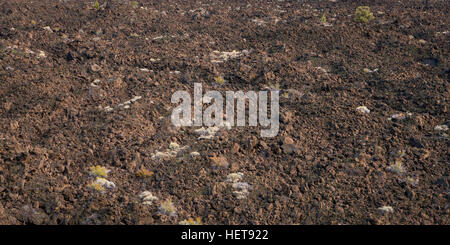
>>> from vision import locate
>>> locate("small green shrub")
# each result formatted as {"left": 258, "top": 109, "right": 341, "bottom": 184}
{"left": 89, "top": 165, "right": 110, "bottom": 177}
{"left": 93, "top": 0, "right": 100, "bottom": 10}
{"left": 129, "top": 1, "right": 139, "bottom": 8}
{"left": 354, "top": 6, "right": 374, "bottom": 23}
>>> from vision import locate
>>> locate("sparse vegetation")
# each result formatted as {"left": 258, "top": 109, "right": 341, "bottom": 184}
{"left": 158, "top": 199, "right": 177, "bottom": 217}
{"left": 179, "top": 217, "right": 203, "bottom": 225}
{"left": 405, "top": 176, "right": 419, "bottom": 186}
{"left": 136, "top": 168, "right": 154, "bottom": 178}
{"left": 354, "top": 6, "right": 374, "bottom": 23}
{"left": 268, "top": 81, "right": 281, "bottom": 91}
{"left": 139, "top": 191, "right": 158, "bottom": 205}
{"left": 387, "top": 160, "right": 406, "bottom": 175}
{"left": 169, "top": 142, "right": 180, "bottom": 150}
{"left": 87, "top": 181, "right": 105, "bottom": 192}
{"left": 89, "top": 165, "right": 110, "bottom": 177}
{"left": 214, "top": 76, "right": 225, "bottom": 85}
{"left": 130, "top": 1, "right": 139, "bottom": 8}
{"left": 93, "top": 0, "right": 100, "bottom": 10}
{"left": 1, "top": 0, "right": 447, "bottom": 226}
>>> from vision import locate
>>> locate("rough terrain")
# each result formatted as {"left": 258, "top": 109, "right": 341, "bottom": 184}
{"left": 0, "top": 0, "right": 448, "bottom": 224}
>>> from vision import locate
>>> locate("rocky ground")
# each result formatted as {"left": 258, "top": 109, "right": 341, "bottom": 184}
{"left": 0, "top": 0, "right": 448, "bottom": 225}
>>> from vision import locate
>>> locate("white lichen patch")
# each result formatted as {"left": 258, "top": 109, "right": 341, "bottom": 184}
{"left": 387, "top": 160, "right": 406, "bottom": 175}
{"left": 88, "top": 177, "right": 115, "bottom": 192}
{"left": 25, "top": 48, "right": 35, "bottom": 54}
{"left": 151, "top": 151, "right": 173, "bottom": 160}
{"left": 152, "top": 36, "right": 164, "bottom": 41}
{"left": 43, "top": 26, "right": 53, "bottom": 32}
{"left": 194, "top": 123, "right": 231, "bottom": 140}
{"left": 6, "top": 45, "right": 19, "bottom": 50}
{"left": 117, "top": 96, "right": 142, "bottom": 108}
{"left": 91, "top": 79, "right": 101, "bottom": 87}
{"left": 158, "top": 199, "right": 177, "bottom": 217}
{"left": 363, "top": 68, "right": 379, "bottom": 73}
{"left": 104, "top": 106, "right": 113, "bottom": 112}
{"left": 5, "top": 45, "right": 46, "bottom": 59}
{"left": 434, "top": 125, "right": 448, "bottom": 131}
{"left": 194, "top": 126, "right": 220, "bottom": 140}
{"left": 37, "top": 50, "right": 46, "bottom": 58}
{"left": 391, "top": 113, "right": 406, "bottom": 120}
{"left": 130, "top": 96, "right": 142, "bottom": 102}
{"left": 232, "top": 182, "right": 251, "bottom": 200}
{"left": 151, "top": 33, "right": 188, "bottom": 42}
{"left": 102, "top": 95, "right": 143, "bottom": 112}
{"left": 389, "top": 112, "right": 412, "bottom": 121}
{"left": 151, "top": 143, "right": 190, "bottom": 161}
{"left": 226, "top": 172, "right": 244, "bottom": 183}
{"left": 225, "top": 172, "right": 250, "bottom": 199}
{"left": 210, "top": 50, "right": 247, "bottom": 63}
{"left": 139, "top": 68, "right": 152, "bottom": 72}
{"left": 94, "top": 177, "right": 116, "bottom": 189}
{"left": 139, "top": 191, "right": 158, "bottom": 206}
{"left": 252, "top": 18, "right": 267, "bottom": 26}
{"left": 378, "top": 206, "right": 394, "bottom": 214}
{"left": 315, "top": 66, "right": 328, "bottom": 73}
{"left": 190, "top": 151, "right": 200, "bottom": 157}
{"left": 356, "top": 106, "right": 370, "bottom": 114}
{"left": 169, "top": 142, "right": 180, "bottom": 151}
